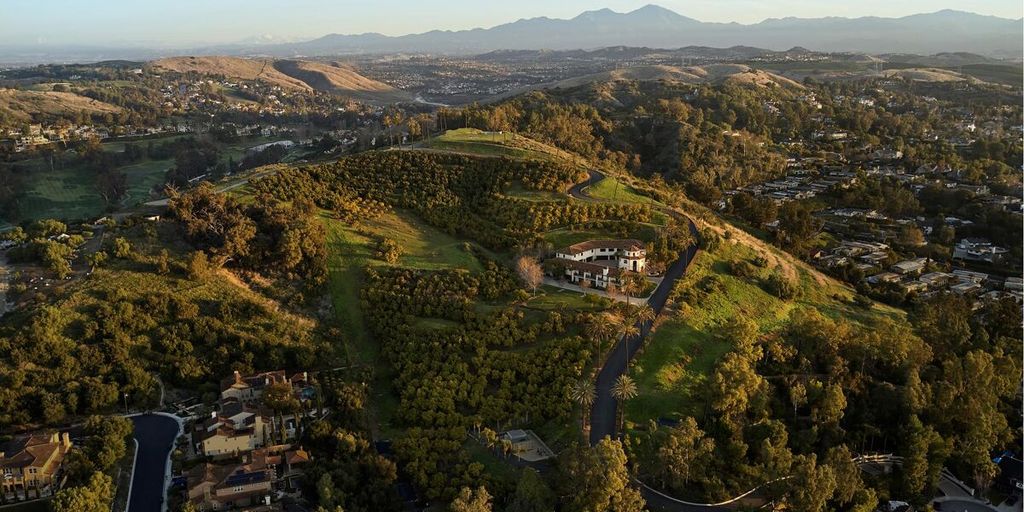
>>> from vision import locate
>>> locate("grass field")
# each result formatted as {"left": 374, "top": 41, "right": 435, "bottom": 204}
{"left": 422, "top": 128, "right": 580, "bottom": 163}
{"left": 524, "top": 285, "right": 609, "bottom": 312}
{"left": 14, "top": 162, "right": 104, "bottom": 223}
{"left": 625, "top": 237, "right": 907, "bottom": 426}
{"left": 543, "top": 224, "right": 659, "bottom": 249}
{"left": 586, "top": 176, "right": 665, "bottom": 207}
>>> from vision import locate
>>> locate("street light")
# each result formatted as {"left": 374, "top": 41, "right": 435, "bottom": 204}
{"left": 123, "top": 392, "right": 129, "bottom": 414}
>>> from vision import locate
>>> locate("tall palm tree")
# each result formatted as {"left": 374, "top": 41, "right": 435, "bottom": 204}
{"left": 585, "top": 312, "right": 618, "bottom": 365}
{"left": 631, "top": 303, "right": 656, "bottom": 326}
{"left": 611, "top": 374, "right": 638, "bottom": 434}
{"left": 615, "top": 314, "right": 640, "bottom": 371}
{"left": 570, "top": 378, "right": 597, "bottom": 433}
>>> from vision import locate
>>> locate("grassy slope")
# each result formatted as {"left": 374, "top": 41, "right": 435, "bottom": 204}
{"left": 322, "top": 209, "right": 483, "bottom": 359}
{"left": 543, "top": 225, "right": 659, "bottom": 249}
{"left": 421, "top": 128, "right": 582, "bottom": 163}
{"left": 321, "top": 209, "right": 488, "bottom": 437}
{"left": 626, "top": 233, "right": 907, "bottom": 426}
{"left": 586, "top": 175, "right": 665, "bottom": 207}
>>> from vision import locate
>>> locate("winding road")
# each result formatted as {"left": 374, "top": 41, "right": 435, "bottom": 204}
{"left": 574, "top": 170, "right": 700, "bottom": 446}
{"left": 574, "top": 172, "right": 978, "bottom": 512}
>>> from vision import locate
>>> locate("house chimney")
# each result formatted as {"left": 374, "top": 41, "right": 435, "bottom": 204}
{"left": 234, "top": 370, "right": 242, "bottom": 385}
{"left": 62, "top": 432, "right": 71, "bottom": 448}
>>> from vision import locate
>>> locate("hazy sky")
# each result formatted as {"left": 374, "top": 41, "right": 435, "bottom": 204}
{"left": 3, "top": 0, "right": 1021, "bottom": 46}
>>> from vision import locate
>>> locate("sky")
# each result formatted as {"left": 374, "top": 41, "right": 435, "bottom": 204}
{"left": 2, "top": 0, "right": 1021, "bottom": 46}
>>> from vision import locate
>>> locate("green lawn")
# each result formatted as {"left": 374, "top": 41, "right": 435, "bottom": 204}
{"left": 121, "top": 158, "right": 173, "bottom": 205}
{"left": 524, "top": 285, "right": 609, "bottom": 312}
{"left": 12, "top": 156, "right": 173, "bottom": 224}
{"left": 14, "top": 161, "right": 102, "bottom": 223}
{"left": 587, "top": 176, "right": 664, "bottom": 207}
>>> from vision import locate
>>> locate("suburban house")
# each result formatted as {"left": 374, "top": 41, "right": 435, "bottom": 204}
{"left": 186, "top": 461, "right": 275, "bottom": 511}
{"left": 221, "top": 370, "right": 289, "bottom": 406}
{"left": 199, "top": 370, "right": 314, "bottom": 459}
{"left": 866, "top": 272, "right": 901, "bottom": 285}
{"left": 195, "top": 399, "right": 272, "bottom": 459}
{"left": 551, "top": 239, "right": 647, "bottom": 289}
{"left": 890, "top": 258, "right": 928, "bottom": 275}
{"left": 919, "top": 272, "right": 955, "bottom": 289}
{"left": 952, "top": 238, "right": 1008, "bottom": 264}
{"left": 0, "top": 432, "right": 73, "bottom": 494}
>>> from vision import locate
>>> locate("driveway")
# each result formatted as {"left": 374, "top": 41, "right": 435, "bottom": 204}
{"left": 128, "top": 414, "right": 181, "bottom": 512}
{"left": 587, "top": 227, "right": 698, "bottom": 445}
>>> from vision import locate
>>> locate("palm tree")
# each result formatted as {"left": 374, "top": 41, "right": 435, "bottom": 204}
{"left": 585, "top": 312, "right": 618, "bottom": 365}
{"left": 619, "top": 272, "right": 638, "bottom": 306}
{"left": 611, "top": 375, "right": 638, "bottom": 434}
{"left": 614, "top": 314, "right": 640, "bottom": 371}
{"left": 570, "top": 378, "right": 597, "bottom": 432}
{"left": 631, "top": 303, "right": 656, "bottom": 327}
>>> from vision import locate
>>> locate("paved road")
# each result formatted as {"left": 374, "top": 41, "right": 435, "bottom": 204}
{"left": 582, "top": 168, "right": 700, "bottom": 446}
{"left": 588, "top": 224, "right": 698, "bottom": 445}
{"left": 572, "top": 170, "right": 736, "bottom": 512}
{"left": 128, "top": 414, "right": 180, "bottom": 512}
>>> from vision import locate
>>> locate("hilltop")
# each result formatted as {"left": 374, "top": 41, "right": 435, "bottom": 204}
{"left": 494, "top": 63, "right": 803, "bottom": 100}
{"left": 151, "top": 56, "right": 411, "bottom": 102}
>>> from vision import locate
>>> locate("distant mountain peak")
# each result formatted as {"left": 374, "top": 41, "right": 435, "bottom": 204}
{"left": 246, "top": 6, "right": 1022, "bottom": 59}
{"left": 573, "top": 8, "right": 615, "bottom": 20}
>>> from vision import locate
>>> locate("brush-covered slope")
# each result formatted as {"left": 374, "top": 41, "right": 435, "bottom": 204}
{"left": 151, "top": 56, "right": 410, "bottom": 102}
{"left": 0, "top": 88, "right": 122, "bottom": 124}
{"left": 496, "top": 63, "right": 803, "bottom": 100}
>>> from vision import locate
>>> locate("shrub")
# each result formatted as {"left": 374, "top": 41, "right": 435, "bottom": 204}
{"left": 763, "top": 270, "right": 798, "bottom": 300}
{"left": 375, "top": 237, "right": 402, "bottom": 264}
{"left": 728, "top": 259, "right": 758, "bottom": 278}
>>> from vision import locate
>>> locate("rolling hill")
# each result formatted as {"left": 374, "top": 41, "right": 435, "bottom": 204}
{"left": 494, "top": 63, "right": 803, "bottom": 100}
{"left": 151, "top": 56, "right": 411, "bottom": 102}
{"left": 0, "top": 88, "right": 122, "bottom": 124}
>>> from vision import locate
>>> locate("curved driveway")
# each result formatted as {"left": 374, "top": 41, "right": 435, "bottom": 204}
{"left": 128, "top": 414, "right": 181, "bottom": 512}
{"left": 574, "top": 171, "right": 705, "bottom": 511}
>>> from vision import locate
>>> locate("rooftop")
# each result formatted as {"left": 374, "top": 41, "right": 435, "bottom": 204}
{"left": 557, "top": 239, "right": 645, "bottom": 255}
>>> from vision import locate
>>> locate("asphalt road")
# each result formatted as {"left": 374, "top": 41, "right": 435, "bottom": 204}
{"left": 128, "top": 414, "right": 180, "bottom": 512}
{"left": 572, "top": 171, "right": 717, "bottom": 512}
{"left": 587, "top": 224, "right": 698, "bottom": 446}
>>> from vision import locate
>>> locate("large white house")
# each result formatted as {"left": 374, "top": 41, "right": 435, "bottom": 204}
{"left": 551, "top": 239, "right": 646, "bottom": 289}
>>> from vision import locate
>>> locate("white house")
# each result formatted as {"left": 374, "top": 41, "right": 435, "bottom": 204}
{"left": 952, "top": 238, "right": 1007, "bottom": 264}
{"left": 552, "top": 239, "right": 646, "bottom": 289}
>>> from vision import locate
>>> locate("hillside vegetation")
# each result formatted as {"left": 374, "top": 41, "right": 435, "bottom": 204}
{"left": 496, "top": 63, "right": 803, "bottom": 99}
{"left": 0, "top": 88, "right": 122, "bottom": 124}
{"left": 152, "top": 56, "right": 410, "bottom": 102}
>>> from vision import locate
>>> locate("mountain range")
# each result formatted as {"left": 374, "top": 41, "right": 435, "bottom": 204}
{"left": 0, "top": 5, "right": 1020, "bottom": 65}
{"left": 258, "top": 5, "right": 1021, "bottom": 58}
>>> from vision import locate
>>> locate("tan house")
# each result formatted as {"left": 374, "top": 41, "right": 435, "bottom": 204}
{"left": 220, "top": 370, "right": 290, "bottom": 406}
{"left": 196, "top": 399, "right": 272, "bottom": 459}
{"left": 0, "top": 432, "right": 72, "bottom": 493}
